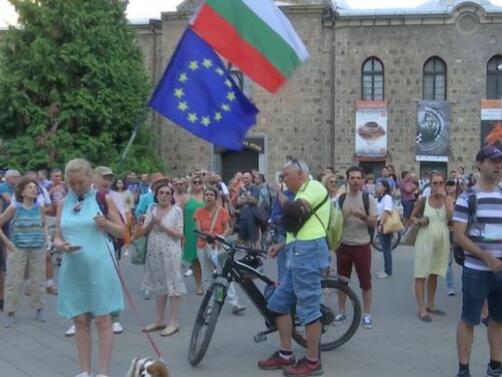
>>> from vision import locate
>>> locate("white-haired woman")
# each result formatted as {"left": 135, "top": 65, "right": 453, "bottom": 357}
{"left": 54, "top": 158, "right": 124, "bottom": 377}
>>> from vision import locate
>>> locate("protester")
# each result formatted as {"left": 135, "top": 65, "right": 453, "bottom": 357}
{"left": 236, "top": 172, "right": 261, "bottom": 247}
{"left": 173, "top": 177, "right": 188, "bottom": 206}
{"left": 259, "top": 159, "right": 330, "bottom": 376}
{"left": 54, "top": 158, "right": 124, "bottom": 377}
{"left": 139, "top": 181, "right": 185, "bottom": 337}
{"left": 445, "top": 179, "right": 458, "bottom": 296}
{"left": 363, "top": 173, "right": 376, "bottom": 196}
{"left": 321, "top": 173, "right": 338, "bottom": 200}
{"left": 194, "top": 187, "right": 245, "bottom": 314}
{"left": 0, "top": 169, "right": 21, "bottom": 205}
{"left": 135, "top": 172, "right": 164, "bottom": 220}
{"left": 114, "top": 178, "right": 134, "bottom": 216}
{"left": 411, "top": 171, "right": 453, "bottom": 322}
{"left": 375, "top": 180, "right": 394, "bottom": 279}
{"left": 400, "top": 170, "right": 418, "bottom": 222}
{"left": 0, "top": 177, "right": 48, "bottom": 327}
{"left": 453, "top": 145, "right": 502, "bottom": 377}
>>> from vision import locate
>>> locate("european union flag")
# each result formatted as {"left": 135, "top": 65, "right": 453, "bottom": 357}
{"left": 149, "top": 28, "right": 259, "bottom": 151}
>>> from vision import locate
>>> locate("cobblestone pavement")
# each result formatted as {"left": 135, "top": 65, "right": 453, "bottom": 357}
{"left": 0, "top": 245, "right": 491, "bottom": 377}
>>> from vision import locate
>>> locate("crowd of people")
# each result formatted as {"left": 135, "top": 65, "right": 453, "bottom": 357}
{"left": 0, "top": 146, "right": 500, "bottom": 377}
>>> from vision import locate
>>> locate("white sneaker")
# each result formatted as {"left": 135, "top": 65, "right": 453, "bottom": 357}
{"left": 376, "top": 272, "right": 390, "bottom": 279}
{"left": 113, "top": 321, "right": 124, "bottom": 334}
{"left": 65, "top": 324, "right": 76, "bottom": 337}
{"left": 74, "top": 373, "right": 92, "bottom": 377}
{"left": 447, "top": 288, "right": 456, "bottom": 296}
{"left": 184, "top": 268, "right": 193, "bottom": 277}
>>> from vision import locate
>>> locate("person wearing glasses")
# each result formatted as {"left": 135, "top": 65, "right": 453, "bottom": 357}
{"left": 54, "top": 158, "right": 124, "bottom": 377}
{"left": 321, "top": 173, "right": 339, "bottom": 200}
{"left": 137, "top": 181, "right": 185, "bottom": 337}
{"left": 410, "top": 171, "right": 454, "bottom": 322}
{"left": 182, "top": 175, "right": 205, "bottom": 295}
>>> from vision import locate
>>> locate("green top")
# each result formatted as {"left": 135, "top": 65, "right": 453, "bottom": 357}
{"left": 286, "top": 180, "right": 330, "bottom": 244}
{"left": 183, "top": 196, "right": 204, "bottom": 262}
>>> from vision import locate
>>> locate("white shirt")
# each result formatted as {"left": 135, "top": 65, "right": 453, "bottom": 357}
{"left": 376, "top": 194, "right": 393, "bottom": 221}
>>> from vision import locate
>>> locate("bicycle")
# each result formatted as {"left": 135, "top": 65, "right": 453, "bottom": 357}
{"left": 371, "top": 231, "right": 402, "bottom": 252}
{"left": 188, "top": 230, "right": 362, "bottom": 366}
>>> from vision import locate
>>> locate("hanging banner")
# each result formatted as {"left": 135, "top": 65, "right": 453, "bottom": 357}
{"left": 416, "top": 101, "right": 450, "bottom": 162}
{"left": 481, "top": 99, "right": 502, "bottom": 148}
{"left": 355, "top": 101, "right": 387, "bottom": 158}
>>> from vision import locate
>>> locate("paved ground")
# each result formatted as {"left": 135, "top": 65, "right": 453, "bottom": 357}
{"left": 0, "top": 245, "right": 492, "bottom": 377}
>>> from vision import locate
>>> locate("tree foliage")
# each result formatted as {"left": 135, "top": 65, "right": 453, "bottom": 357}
{"left": 0, "top": 0, "right": 163, "bottom": 172}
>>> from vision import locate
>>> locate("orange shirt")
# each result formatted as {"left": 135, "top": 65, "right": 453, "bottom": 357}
{"left": 194, "top": 206, "right": 230, "bottom": 248}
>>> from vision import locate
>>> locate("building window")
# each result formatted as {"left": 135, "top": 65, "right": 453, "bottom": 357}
{"left": 361, "top": 57, "right": 384, "bottom": 101}
{"left": 423, "top": 57, "right": 447, "bottom": 101}
{"left": 487, "top": 55, "right": 502, "bottom": 99}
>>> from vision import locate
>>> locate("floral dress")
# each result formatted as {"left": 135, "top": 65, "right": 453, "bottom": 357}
{"left": 142, "top": 205, "right": 186, "bottom": 296}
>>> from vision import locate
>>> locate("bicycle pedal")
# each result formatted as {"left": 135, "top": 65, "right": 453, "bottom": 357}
{"left": 253, "top": 333, "right": 267, "bottom": 343}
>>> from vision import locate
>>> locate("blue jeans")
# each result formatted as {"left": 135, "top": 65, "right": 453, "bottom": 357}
{"left": 446, "top": 248, "right": 455, "bottom": 290}
{"left": 379, "top": 233, "right": 392, "bottom": 275}
{"left": 267, "top": 238, "right": 330, "bottom": 325}
{"left": 401, "top": 199, "right": 415, "bottom": 220}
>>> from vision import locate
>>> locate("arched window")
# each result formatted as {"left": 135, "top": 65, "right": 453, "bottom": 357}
{"left": 487, "top": 55, "right": 502, "bottom": 99}
{"left": 423, "top": 57, "right": 447, "bottom": 101}
{"left": 361, "top": 57, "right": 384, "bottom": 101}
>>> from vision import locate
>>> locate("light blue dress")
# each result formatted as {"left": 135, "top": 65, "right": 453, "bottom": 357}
{"left": 57, "top": 190, "right": 124, "bottom": 318}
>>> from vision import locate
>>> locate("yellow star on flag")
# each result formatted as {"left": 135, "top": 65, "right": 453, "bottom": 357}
{"left": 178, "top": 73, "right": 188, "bottom": 83}
{"left": 178, "top": 101, "right": 188, "bottom": 111}
{"left": 221, "top": 103, "right": 230, "bottom": 112}
{"left": 224, "top": 79, "right": 232, "bottom": 88}
{"left": 201, "top": 116, "right": 211, "bottom": 126}
{"left": 227, "top": 91, "right": 236, "bottom": 102}
{"left": 214, "top": 112, "right": 223, "bottom": 121}
{"left": 202, "top": 59, "right": 213, "bottom": 69}
{"left": 188, "top": 113, "right": 198, "bottom": 123}
{"left": 215, "top": 67, "right": 224, "bottom": 76}
{"left": 174, "top": 88, "right": 184, "bottom": 98}
{"left": 188, "top": 61, "right": 199, "bottom": 71}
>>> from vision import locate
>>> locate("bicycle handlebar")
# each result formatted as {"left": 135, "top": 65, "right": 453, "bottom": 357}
{"left": 193, "top": 230, "right": 267, "bottom": 257}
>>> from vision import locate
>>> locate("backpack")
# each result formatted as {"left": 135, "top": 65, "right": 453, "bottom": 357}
{"left": 96, "top": 192, "right": 125, "bottom": 255}
{"left": 452, "top": 188, "right": 477, "bottom": 266}
{"left": 338, "top": 192, "right": 375, "bottom": 241}
{"left": 313, "top": 199, "right": 344, "bottom": 251}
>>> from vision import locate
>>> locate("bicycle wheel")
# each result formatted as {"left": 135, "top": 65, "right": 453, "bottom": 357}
{"left": 371, "top": 232, "right": 401, "bottom": 251}
{"left": 292, "top": 278, "right": 361, "bottom": 351}
{"left": 188, "top": 283, "right": 225, "bottom": 366}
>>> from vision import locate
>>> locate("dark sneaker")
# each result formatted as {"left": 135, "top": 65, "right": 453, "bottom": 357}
{"left": 487, "top": 364, "right": 502, "bottom": 377}
{"left": 258, "top": 351, "right": 295, "bottom": 370}
{"left": 455, "top": 370, "right": 471, "bottom": 377}
{"left": 283, "top": 357, "right": 323, "bottom": 376}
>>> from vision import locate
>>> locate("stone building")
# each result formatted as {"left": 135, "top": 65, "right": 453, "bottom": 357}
{"left": 135, "top": 0, "right": 502, "bottom": 180}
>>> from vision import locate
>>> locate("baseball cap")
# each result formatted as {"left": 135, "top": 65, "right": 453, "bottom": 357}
{"left": 4, "top": 169, "right": 21, "bottom": 178}
{"left": 476, "top": 145, "right": 502, "bottom": 161}
{"left": 94, "top": 166, "right": 114, "bottom": 176}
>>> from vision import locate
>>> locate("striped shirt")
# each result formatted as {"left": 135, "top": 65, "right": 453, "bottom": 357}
{"left": 453, "top": 189, "right": 502, "bottom": 271}
{"left": 10, "top": 202, "right": 45, "bottom": 249}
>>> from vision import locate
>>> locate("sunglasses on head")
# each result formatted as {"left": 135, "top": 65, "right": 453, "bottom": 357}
{"left": 291, "top": 158, "right": 302, "bottom": 172}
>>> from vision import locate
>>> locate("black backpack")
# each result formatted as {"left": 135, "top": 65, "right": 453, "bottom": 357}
{"left": 338, "top": 192, "right": 375, "bottom": 241}
{"left": 453, "top": 188, "right": 477, "bottom": 266}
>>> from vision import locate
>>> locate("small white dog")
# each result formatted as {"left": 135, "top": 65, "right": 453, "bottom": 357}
{"left": 126, "top": 357, "right": 169, "bottom": 377}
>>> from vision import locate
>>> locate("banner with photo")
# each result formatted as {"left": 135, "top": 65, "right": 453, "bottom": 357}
{"left": 355, "top": 101, "right": 387, "bottom": 158}
{"left": 481, "top": 99, "right": 502, "bottom": 148}
{"left": 416, "top": 101, "right": 450, "bottom": 162}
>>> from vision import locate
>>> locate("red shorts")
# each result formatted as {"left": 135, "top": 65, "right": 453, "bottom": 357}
{"left": 336, "top": 243, "right": 372, "bottom": 290}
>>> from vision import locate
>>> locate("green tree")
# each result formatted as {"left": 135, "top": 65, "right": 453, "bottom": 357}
{"left": 0, "top": 0, "right": 162, "bottom": 172}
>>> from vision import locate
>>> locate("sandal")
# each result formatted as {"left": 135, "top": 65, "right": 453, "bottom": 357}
{"left": 418, "top": 313, "right": 432, "bottom": 322}
{"left": 161, "top": 324, "right": 180, "bottom": 337}
{"left": 426, "top": 308, "right": 446, "bottom": 316}
{"left": 142, "top": 322, "right": 166, "bottom": 332}
{"left": 196, "top": 288, "right": 204, "bottom": 296}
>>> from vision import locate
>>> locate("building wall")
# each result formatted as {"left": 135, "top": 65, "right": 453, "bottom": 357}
{"left": 334, "top": 5, "right": 502, "bottom": 174}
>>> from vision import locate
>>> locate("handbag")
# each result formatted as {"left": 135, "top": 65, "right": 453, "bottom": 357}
{"left": 130, "top": 237, "right": 147, "bottom": 265}
{"left": 383, "top": 210, "right": 404, "bottom": 235}
{"left": 401, "top": 224, "right": 420, "bottom": 246}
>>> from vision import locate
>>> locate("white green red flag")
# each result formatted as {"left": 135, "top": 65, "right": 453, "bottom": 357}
{"left": 191, "top": 0, "right": 309, "bottom": 93}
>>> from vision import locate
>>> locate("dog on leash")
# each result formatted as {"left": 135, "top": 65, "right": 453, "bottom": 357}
{"left": 126, "top": 357, "right": 169, "bottom": 377}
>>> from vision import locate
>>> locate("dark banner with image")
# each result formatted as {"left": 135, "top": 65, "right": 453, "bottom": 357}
{"left": 416, "top": 101, "right": 450, "bottom": 162}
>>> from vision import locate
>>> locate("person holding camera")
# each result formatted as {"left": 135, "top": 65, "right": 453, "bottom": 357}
{"left": 410, "top": 171, "right": 453, "bottom": 322}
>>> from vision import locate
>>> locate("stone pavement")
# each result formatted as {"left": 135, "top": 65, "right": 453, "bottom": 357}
{"left": 0, "top": 245, "right": 492, "bottom": 377}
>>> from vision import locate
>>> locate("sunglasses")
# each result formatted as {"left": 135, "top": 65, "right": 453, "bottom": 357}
{"left": 291, "top": 158, "right": 302, "bottom": 172}
{"left": 328, "top": 180, "right": 336, "bottom": 184}
{"left": 73, "top": 196, "right": 85, "bottom": 213}
{"left": 192, "top": 180, "right": 202, "bottom": 184}
{"left": 432, "top": 181, "right": 444, "bottom": 186}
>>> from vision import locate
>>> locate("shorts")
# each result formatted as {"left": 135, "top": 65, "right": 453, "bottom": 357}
{"left": 461, "top": 267, "right": 502, "bottom": 326}
{"left": 267, "top": 238, "right": 330, "bottom": 325}
{"left": 336, "top": 243, "right": 372, "bottom": 290}
{"left": 238, "top": 216, "right": 259, "bottom": 242}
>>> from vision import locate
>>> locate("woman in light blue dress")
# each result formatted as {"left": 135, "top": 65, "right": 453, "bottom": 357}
{"left": 54, "top": 159, "right": 124, "bottom": 377}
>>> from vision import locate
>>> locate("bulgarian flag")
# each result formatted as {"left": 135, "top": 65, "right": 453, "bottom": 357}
{"left": 191, "top": 0, "right": 309, "bottom": 93}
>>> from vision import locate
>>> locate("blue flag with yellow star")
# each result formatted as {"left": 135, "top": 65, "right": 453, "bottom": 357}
{"left": 149, "top": 28, "right": 259, "bottom": 151}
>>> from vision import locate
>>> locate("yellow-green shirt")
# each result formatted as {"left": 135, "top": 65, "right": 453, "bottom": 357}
{"left": 286, "top": 180, "right": 330, "bottom": 244}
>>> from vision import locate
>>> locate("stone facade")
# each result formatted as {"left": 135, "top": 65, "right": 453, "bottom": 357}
{"left": 134, "top": 0, "right": 502, "bottom": 179}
